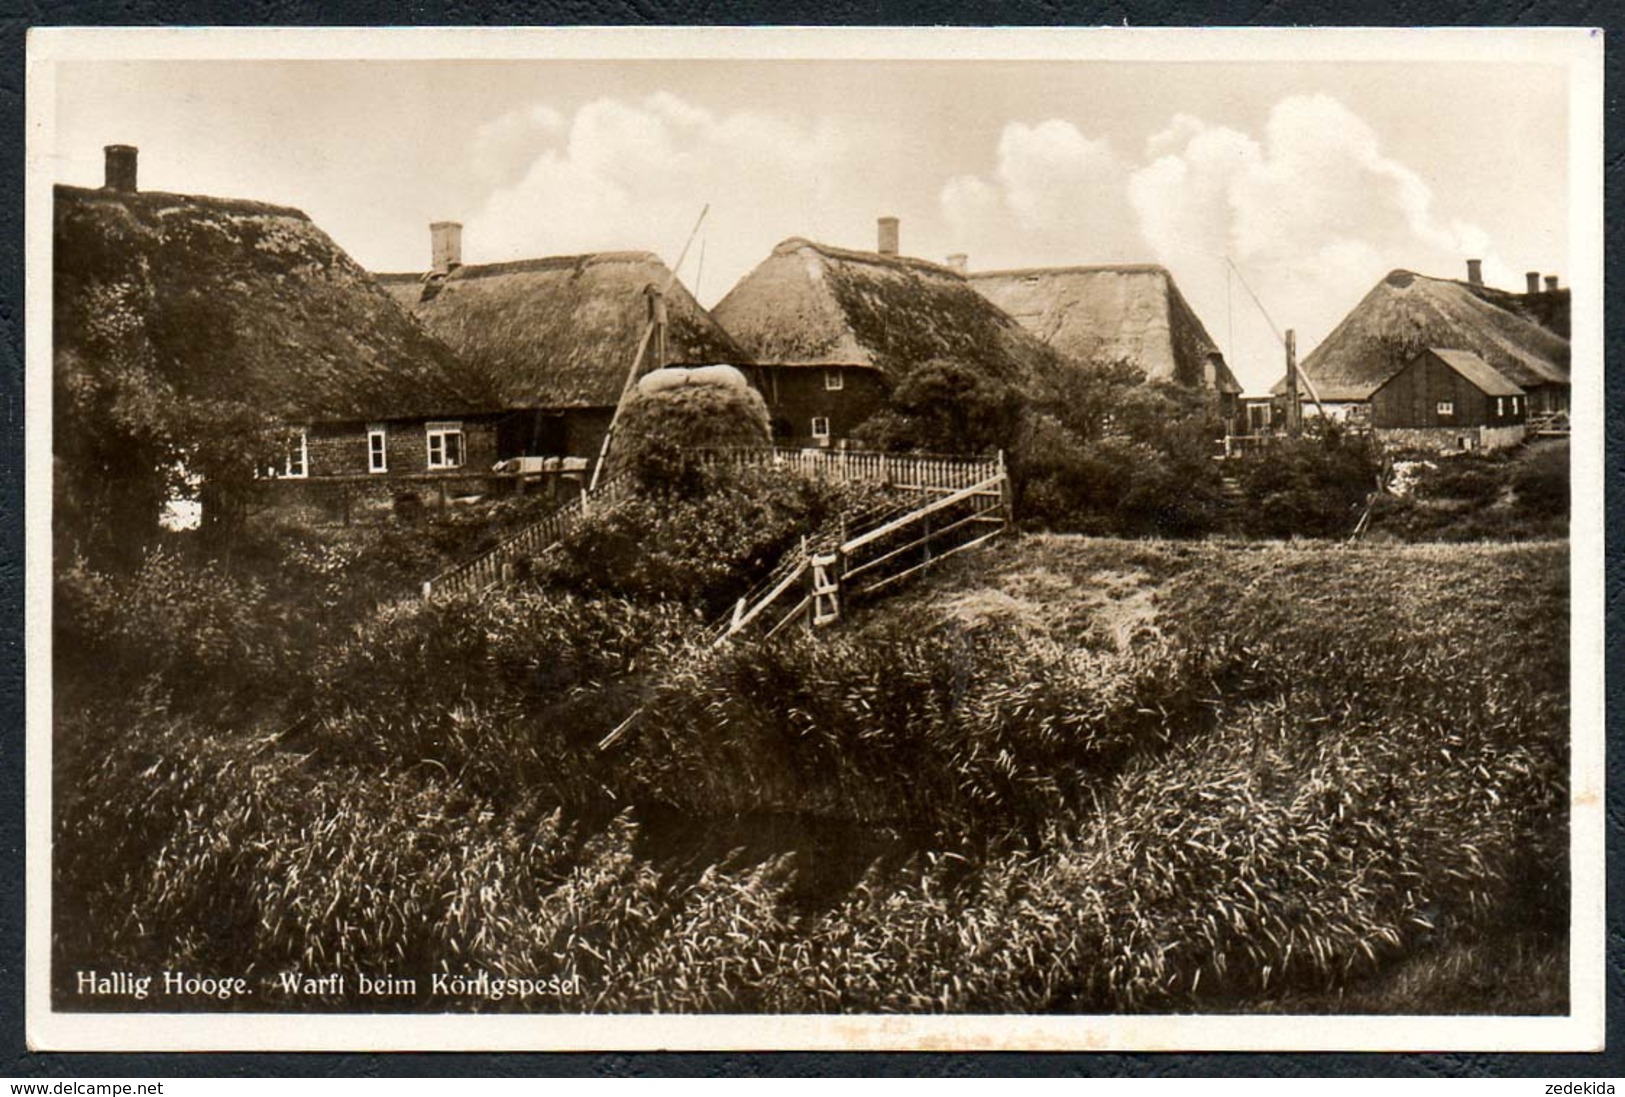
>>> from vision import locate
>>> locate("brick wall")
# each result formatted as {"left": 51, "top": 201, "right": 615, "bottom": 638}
{"left": 302, "top": 417, "right": 502, "bottom": 478}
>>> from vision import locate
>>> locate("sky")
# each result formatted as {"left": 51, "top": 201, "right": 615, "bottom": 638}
{"left": 51, "top": 55, "right": 1571, "bottom": 393}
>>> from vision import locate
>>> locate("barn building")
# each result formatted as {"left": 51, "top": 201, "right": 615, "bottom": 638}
{"left": 968, "top": 262, "right": 1244, "bottom": 429}
{"left": 378, "top": 223, "right": 750, "bottom": 465}
{"left": 1368, "top": 348, "right": 1528, "bottom": 451}
{"left": 1275, "top": 264, "right": 1571, "bottom": 424}
{"left": 712, "top": 219, "right": 1068, "bottom": 447}
{"left": 54, "top": 146, "right": 499, "bottom": 531}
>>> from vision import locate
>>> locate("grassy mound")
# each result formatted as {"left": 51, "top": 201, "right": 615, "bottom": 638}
{"left": 53, "top": 488, "right": 1569, "bottom": 1013}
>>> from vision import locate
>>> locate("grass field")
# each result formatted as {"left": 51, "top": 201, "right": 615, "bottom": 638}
{"left": 52, "top": 520, "right": 1569, "bottom": 1014}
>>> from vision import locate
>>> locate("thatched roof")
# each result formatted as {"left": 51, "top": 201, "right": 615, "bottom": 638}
{"left": 711, "top": 238, "right": 1069, "bottom": 392}
{"left": 54, "top": 184, "right": 494, "bottom": 424}
{"left": 383, "top": 253, "right": 750, "bottom": 409}
{"left": 969, "top": 264, "right": 1243, "bottom": 396}
{"left": 1274, "top": 269, "right": 1571, "bottom": 401}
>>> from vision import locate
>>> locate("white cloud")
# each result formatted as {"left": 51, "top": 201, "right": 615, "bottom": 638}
{"left": 470, "top": 104, "right": 565, "bottom": 184}
{"left": 938, "top": 94, "right": 1503, "bottom": 392}
{"left": 1124, "top": 94, "right": 1502, "bottom": 391}
{"left": 464, "top": 93, "right": 846, "bottom": 304}
{"left": 939, "top": 119, "right": 1144, "bottom": 267}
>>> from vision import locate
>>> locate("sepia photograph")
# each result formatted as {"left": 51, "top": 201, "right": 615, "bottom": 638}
{"left": 24, "top": 26, "right": 1605, "bottom": 1052}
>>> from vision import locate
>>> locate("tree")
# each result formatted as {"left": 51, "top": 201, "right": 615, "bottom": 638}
{"left": 852, "top": 359, "right": 1024, "bottom": 456}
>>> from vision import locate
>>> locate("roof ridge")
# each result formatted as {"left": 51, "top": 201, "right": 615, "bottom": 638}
{"left": 970, "top": 263, "right": 1171, "bottom": 279}
{"left": 771, "top": 237, "right": 964, "bottom": 277}
{"left": 54, "top": 182, "right": 311, "bottom": 221}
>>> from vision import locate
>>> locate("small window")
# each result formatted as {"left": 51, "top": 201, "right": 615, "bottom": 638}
{"left": 1496, "top": 397, "right": 1505, "bottom": 417}
{"left": 1436, "top": 400, "right": 1455, "bottom": 418}
{"left": 284, "top": 430, "right": 309, "bottom": 479}
{"left": 824, "top": 369, "right": 844, "bottom": 391}
{"left": 810, "top": 416, "right": 831, "bottom": 439}
{"left": 367, "top": 426, "right": 388, "bottom": 473}
{"left": 426, "top": 421, "right": 465, "bottom": 470}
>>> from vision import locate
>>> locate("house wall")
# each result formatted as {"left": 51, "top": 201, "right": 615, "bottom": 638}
{"left": 1526, "top": 383, "right": 1569, "bottom": 416}
{"left": 1375, "top": 424, "right": 1527, "bottom": 453}
{"left": 303, "top": 417, "right": 503, "bottom": 478}
{"left": 564, "top": 408, "right": 616, "bottom": 461}
{"left": 1370, "top": 354, "right": 1526, "bottom": 430}
{"left": 754, "top": 365, "right": 889, "bottom": 446}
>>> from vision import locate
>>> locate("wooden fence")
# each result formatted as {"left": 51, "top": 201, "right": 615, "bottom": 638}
{"left": 421, "top": 448, "right": 1005, "bottom": 603}
{"left": 701, "top": 447, "right": 1003, "bottom": 493}
{"left": 421, "top": 474, "right": 631, "bottom": 601}
{"left": 711, "top": 469, "right": 1011, "bottom": 646}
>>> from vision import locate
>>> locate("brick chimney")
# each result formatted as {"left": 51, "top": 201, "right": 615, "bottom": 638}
{"left": 1526, "top": 271, "right": 1541, "bottom": 294}
{"left": 1545, "top": 275, "right": 1559, "bottom": 292}
{"left": 1466, "top": 259, "right": 1483, "bottom": 286}
{"left": 946, "top": 253, "right": 968, "bottom": 274}
{"left": 103, "top": 145, "right": 138, "bottom": 193}
{"left": 877, "top": 216, "right": 899, "bottom": 257}
{"left": 430, "top": 221, "right": 463, "bottom": 275}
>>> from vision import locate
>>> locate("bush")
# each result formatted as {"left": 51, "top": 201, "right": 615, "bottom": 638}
{"left": 538, "top": 466, "right": 894, "bottom": 617}
{"left": 1416, "top": 458, "right": 1506, "bottom": 504}
{"left": 1512, "top": 444, "right": 1569, "bottom": 518}
{"left": 1238, "top": 431, "right": 1382, "bottom": 539}
{"left": 852, "top": 359, "right": 1024, "bottom": 457}
{"left": 306, "top": 588, "right": 697, "bottom": 805}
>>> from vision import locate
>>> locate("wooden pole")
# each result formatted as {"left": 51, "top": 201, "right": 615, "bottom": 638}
{"left": 1285, "top": 329, "right": 1301, "bottom": 438}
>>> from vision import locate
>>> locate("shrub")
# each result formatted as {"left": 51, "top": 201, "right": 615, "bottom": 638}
{"left": 538, "top": 466, "right": 894, "bottom": 617}
{"left": 1238, "top": 431, "right": 1382, "bottom": 538}
{"left": 852, "top": 359, "right": 1024, "bottom": 457}
{"left": 1511, "top": 444, "right": 1569, "bottom": 518}
{"left": 1416, "top": 458, "right": 1506, "bottom": 504}
{"left": 307, "top": 587, "right": 698, "bottom": 805}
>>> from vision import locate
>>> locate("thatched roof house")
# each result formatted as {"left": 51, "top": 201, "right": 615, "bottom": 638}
{"left": 1275, "top": 268, "right": 1571, "bottom": 413}
{"left": 55, "top": 180, "right": 492, "bottom": 426}
{"left": 967, "top": 264, "right": 1243, "bottom": 399}
{"left": 713, "top": 235, "right": 1064, "bottom": 389}
{"left": 381, "top": 249, "right": 749, "bottom": 410}
{"left": 711, "top": 229, "right": 1070, "bottom": 445}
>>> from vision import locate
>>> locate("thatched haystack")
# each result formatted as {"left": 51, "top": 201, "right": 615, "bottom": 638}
{"left": 969, "top": 264, "right": 1243, "bottom": 397}
{"left": 1277, "top": 269, "right": 1570, "bottom": 406}
{"left": 54, "top": 184, "right": 494, "bottom": 423}
{"left": 387, "top": 253, "right": 750, "bottom": 410}
{"left": 611, "top": 365, "right": 770, "bottom": 488}
{"left": 711, "top": 238, "right": 1068, "bottom": 395}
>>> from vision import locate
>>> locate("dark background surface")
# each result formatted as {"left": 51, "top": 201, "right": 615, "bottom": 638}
{"left": 0, "top": 0, "right": 1617, "bottom": 1078}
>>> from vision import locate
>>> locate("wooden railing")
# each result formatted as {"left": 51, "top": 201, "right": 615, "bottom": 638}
{"left": 712, "top": 469, "right": 1011, "bottom": 646}
{"left": 700, "top": 447, "right": 1003, "bottom": 493}
{"left": 1529, "top": 411, "right": 1570, "bottom": 436}
{"left": 421, "top": 473, "right": 631, "bottom": 601}
{"left": 422, "top": 448, "right": 1005, "bottom": 603}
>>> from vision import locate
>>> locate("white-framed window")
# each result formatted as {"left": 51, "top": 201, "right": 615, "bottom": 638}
{"left": 824, "top": 369, "right": 844, "bottom": 391}
{"left": 1496, "top": 397, "right": 1505, "bottom": 417}
{"left": 367, "top": 425, "right": 388, "bottom": 473}
{"left": 1514, "top": 396, "right": 1522, "bottom": 414}
{"left": 810, "top": 416, "right": 831, "bottom": 439}
{"left": 426, "top": 421, "right": 465, "bottom": 469}
{"left": 1436, "top": 400, "right": 1455, "bottom": 418}
{"left": 284, "top": 429, "right": 309, "bottom": 479}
